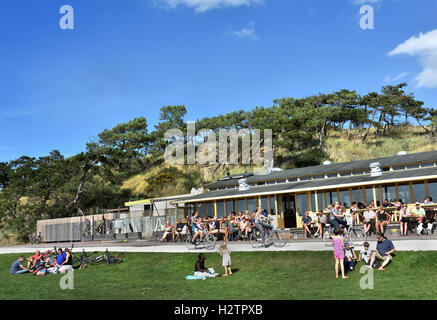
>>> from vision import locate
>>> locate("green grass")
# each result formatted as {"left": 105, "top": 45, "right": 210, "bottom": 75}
{"left": 1, "top": 251, "right": 437, "bottom": 300}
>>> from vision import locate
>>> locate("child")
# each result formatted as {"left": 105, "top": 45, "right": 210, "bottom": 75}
{"left": 219, "top": 243, "right": 232, "bottom": 277}
{"left": 333, "top": 228, "right": 348, "bottom": 279}
{"left": 358, "top": 241, "right": 372, "bottom": 265}
{"left": 343, "top": 242, "right": 357, "bottom": 271}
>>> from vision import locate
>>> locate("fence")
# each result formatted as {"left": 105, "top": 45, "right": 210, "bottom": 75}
{"left": 37, "top": 211, "right": 178, "bottom": 242}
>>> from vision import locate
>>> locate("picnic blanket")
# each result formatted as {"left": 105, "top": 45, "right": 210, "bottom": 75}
{"left": 186, "top": 268, "right": 219, "bottom": 280}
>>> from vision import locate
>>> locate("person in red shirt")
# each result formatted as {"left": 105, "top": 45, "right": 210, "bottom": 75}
{"left": 27, "top": 250, "right": 43, "bottom": 269}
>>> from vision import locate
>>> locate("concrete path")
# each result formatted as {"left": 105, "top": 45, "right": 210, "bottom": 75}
{"left": 1, "top": 239, "right": 437, "bottom": 254}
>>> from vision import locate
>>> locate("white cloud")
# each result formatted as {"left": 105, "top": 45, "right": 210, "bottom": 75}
{"left": 384, "top": 72, "right": 410, "bottom": 83}
{"left": 155, "top": 0, "right": 263, "bottom": 13}
{"left": 228, "top": 22, "right": 258, "bottom": 41}
{"left": 388, "top": 29, "right": 437, "bottom": 88}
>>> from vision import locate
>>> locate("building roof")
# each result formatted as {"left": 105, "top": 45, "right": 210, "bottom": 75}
{"left": 205, "top": 150, "right": 437, "bottom": 189}
{"left": 173, "top": 165, "right": 437, "bottom": 203}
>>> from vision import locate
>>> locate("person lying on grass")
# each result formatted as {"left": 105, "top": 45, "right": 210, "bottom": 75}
{"left": 368, "top": 232, "right": 395, "bottom": 271}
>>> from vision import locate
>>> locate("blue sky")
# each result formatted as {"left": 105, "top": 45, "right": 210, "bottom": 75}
{"left": 0, "top": 0, "right": 436, "bottom": 162}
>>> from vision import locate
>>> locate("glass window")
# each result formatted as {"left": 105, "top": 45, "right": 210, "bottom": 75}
{"left": 267, "top": 181, "right": 276, "bottom": 185}
{"left": 277, "top": 180, "right": 286, "bottom": 184}
{"left": 317, "top": 192, "right": 323, "bottom": 211}
{"left": 261, "top": 197, "right": 268, "bottom": 212}
{"left": 226, "top": 200, "right": 234, "bottom": 214}
{"left": 313, "top": 175, "right": 325, "bottom": 180}
{"left": 324, "top": 191, "right": 338, "bottom": 207}
{"left": 351, "top": 187, "right": 364, "bottom": 204}
{"left": 365, "top": 187, "right": 374, "bottom": 204}
{"left": 205, "top": 202, "right": 214, "bottom": 218}
{"left": 382, "top": 167, "right": 390, "bottom": 172}
{"left": 383, "top": 185, "right": 397, "bottom": 203}
{"left": 300, "top": 176, "right": 311, "bottom": 181}
{"left": 339, "top": 189, "right": 350, "bottom": 208}
{"left": 398, "top": 184, "right": 411, "bottom": 204}
{"left": 296, "top": 193, "right": 308, "bottom": 217}
{"left": 412, "top": 182, "right": 426, "bottom": 203}
{"left": 269, "top": 196, "right": 276, "bottom": 215}
{"left": 257, "top": 182, "right": 265, "bottom": 186}
{"left": 428, "top": 181, "right": 437, "bottom": 201}
{"left": 407, "top": 164, "right": 420, "bottom": 169}
{"left": 288, "top": 178, "right": 297, "bottom": 182}
{"left": 196, "top": 203, "right": 204, "bottom": 216}
{"left": 247, "top": 198, "right": 256, "bottom": 213}
{"left": 327, "top": 173, "right": 338, "bottom": 178}
{"left": 340, "top": 172, "right": 352, "bottom": 177}
{"left": 311, "top": 192, "right": 316, "bottom": 212}
{"left": 393, "top": 166, "right": 405, "bottom": 171}
{"left": 421, "top": 162, "right": 434, "bottom": 168}
{"left": 237, "top": 198, "right": 246, "bottom": 213}
{"left": 216, "top": 201, "right": 225, "bottom": 218}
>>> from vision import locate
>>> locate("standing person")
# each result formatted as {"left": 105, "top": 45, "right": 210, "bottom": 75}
{"left": 219, "top": 243, "right": 232, "bottom": 277}
{"left": 368, "top": 232, "right": 395, "bottom": 271}
{"left": 333, "top": 228, "right": 348, "bottom": 279}
{"left": 10, "top": 256, "right": 29, "bottom": 274}
{"left": 399, "top": 204, "right": 410, "bottom": 236}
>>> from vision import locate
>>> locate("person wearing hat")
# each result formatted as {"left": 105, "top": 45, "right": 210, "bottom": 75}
{"left": 412, "top": 202, "right": 426, "bottom": 224}
{"left": 343, "top": 242, "right": 357, "bottom": 271}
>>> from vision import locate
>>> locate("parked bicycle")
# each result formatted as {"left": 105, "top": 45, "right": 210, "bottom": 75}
{"left": 185, "top": 225, "right": 217, "bottom": 250}
{"left": 323, "top": 221, "right": 367, "bottom": 247}
{"left": 72, "top": 248, "right": 98, "bottom": 268}
{"left": 249, "top": 219, "right": 288, "bottom": 248}
{"left": 86, "top": 248, "right": 123, "bottom": 266}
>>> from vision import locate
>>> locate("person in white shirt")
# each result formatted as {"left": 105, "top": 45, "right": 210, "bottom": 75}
{"left": 363, "top": 205, "right": 376, "bottom": 235}
{"left": 358, "top": 241, "right": 372, "bottom": 265}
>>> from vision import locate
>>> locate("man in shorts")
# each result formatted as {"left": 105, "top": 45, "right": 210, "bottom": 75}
{"left": 362, "top": 205, "right": 376, "bottom": 235}
{"left": 368, "top": 232, "right": 395, "bottom": 271}
{"left": 27, "top": 250, "right": 43, "bottom": 270}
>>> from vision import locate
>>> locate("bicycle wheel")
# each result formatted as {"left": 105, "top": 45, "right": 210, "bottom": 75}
{"left": 249, "top": 230, "right": 263, "bottom": 248}
{"left": 273, "top": 229, "right": 288, "bottom": 247}
{"left": 106, "top": 257, "right": 122, "bottom": 266}
{"left": 348, "top": 227, "right": 367, "bottom": 247}
{"left": 204, "top": 233, "right": 216, "bottom": 250}
{"left": 86, "top": 257, "right": 99, "bottom": 265}
{"left": 185, "top": 234, "right": 197, "bottom": 250}
{"left": 323, "top": 228, "right": 333, "bottom": 247}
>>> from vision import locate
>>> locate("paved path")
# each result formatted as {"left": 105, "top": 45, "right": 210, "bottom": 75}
{"left": 1, "top": 239, "right": 437, "bottom": 254}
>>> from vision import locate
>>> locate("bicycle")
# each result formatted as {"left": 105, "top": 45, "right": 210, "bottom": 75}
{"left": 29, "top": 233, "right": 42, "bottom": 244}
{"left": 249, "top": 219, "right": 288, "bottom": 248}
{"left": 185, "top": 225, "right": 217, "bottom": 250}
{"left": 86, "top": 248, "right": 123, "bottom": 266}
{"left": 323, "top": 221, "right": 367, "bottom": 247}
{"left": 72, "top": 249, "right": 98, "bottom": 268}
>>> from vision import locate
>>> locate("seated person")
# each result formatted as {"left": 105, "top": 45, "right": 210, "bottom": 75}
{"left": 161, "top": 221, "right": 174, "bottom": 242}
{"left": 209, "top": 217, "right": 220, "bottom": 236}
{"left": 27, "top": 250, "right": 43, "bottom": 270}
{"left": 174, "top": 219, "right": 185, "bottom": 242}
{"left": 329, "top": 202, "right": 347, "bottom": 233}
{"left": 315, "top": 210, "right": 327, "bottom": 238}
{"left": 343, "top": 242, "right": 357, "bottom": 271}
{"left": 219, "top": 218, "right": 229, "bottom": 242}
{"left": 399, "top": 204, "right": 410, "bottom": 236}
{"left": 239, "top": 216, "right": 250, "bottom": 239}
{"left": 228, "top": 217, "right": 240, "bottom": 241}
{"left": 358, "top": 241, "right": 372, "bottom": 265}
{"left": 412, "top": 202, "right": 426, "bottom": 223}
{"left": 362, "top": 205, "right": 376, "bottom": 235}
{"left": 302, "top": 211, "right": 313, "bottom": 239}
{"left": 382, "top": 199, "right": 391, "bottom": 208}
{"left": 10, "top": 256, "right": 29, "bottom": 274}
{"left": 375, "top": 207, "right": 391, "bottom": 234}
{"left": 368, "top": 233, "right": 395, "bottom": 271}
{"left": 190, "top": 212, "right": 204, "bottom": 244}
{"left": 194, "top": 253, "right": 218, "bottom": 278}
{"left": 59, "top": 248, "right": 73, "bottom": 273}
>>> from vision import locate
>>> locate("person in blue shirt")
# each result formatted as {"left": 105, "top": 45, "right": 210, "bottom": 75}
{"left": 368, "top": 232, "right": 395, "bottom": 271}
{"left": 10, "top": 256, "right": 29, "bottom": 274}
{"left": 56, "top": 248, "right": 66, "bottom": 265}
{"left": 302, "top": 211, "right": 313, "bottom": 239}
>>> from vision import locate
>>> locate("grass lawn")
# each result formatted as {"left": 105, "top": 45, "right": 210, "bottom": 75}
{"left": 1, "top": 250, "right": 436, "bottom": 300}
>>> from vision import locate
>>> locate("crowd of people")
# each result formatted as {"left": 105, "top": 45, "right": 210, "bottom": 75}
{"left": 161, "top": 207, "right": 272, "bottom": 244}
{"left": 302, "top": 197, "right": 435, "bottom": 239}
{"left": 10, "top": 247, "right": 77, "bottom": 275}
{"left": 333, "top": 229, "right": 396, "bottom": 278}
